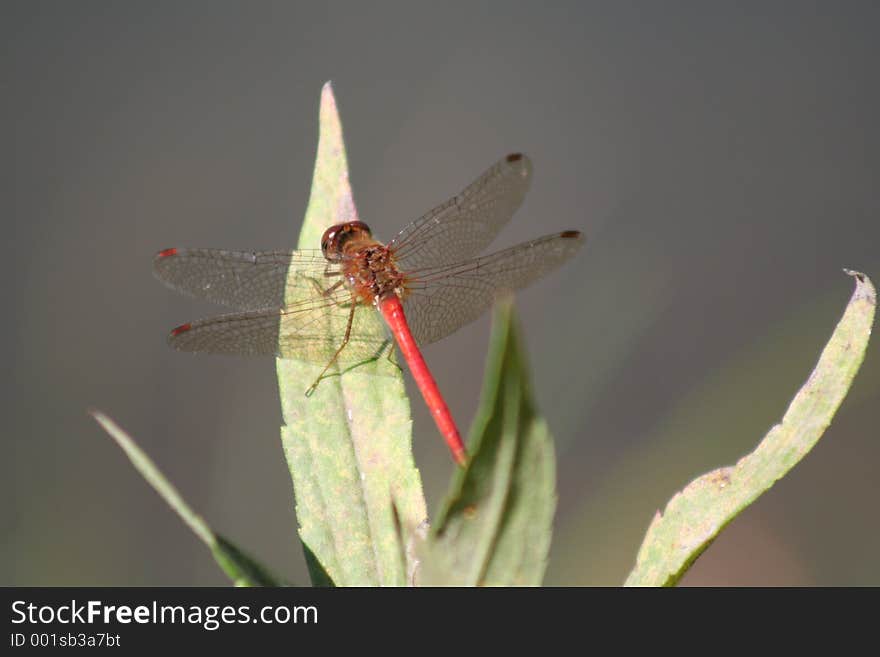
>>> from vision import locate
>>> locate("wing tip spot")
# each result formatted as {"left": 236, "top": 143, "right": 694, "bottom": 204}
{"left": 156, "top": 247, "right": 178, "bottom": 259}
{"left": 170, "top": 322, "right": 192, "bottom": 337}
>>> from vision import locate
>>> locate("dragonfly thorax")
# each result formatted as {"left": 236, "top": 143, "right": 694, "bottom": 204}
{"left": 342, "top": 243, "right": 407, "bottom": 305}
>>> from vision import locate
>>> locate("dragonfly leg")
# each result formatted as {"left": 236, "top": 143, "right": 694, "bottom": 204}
{"left": 304, "top": 302, "right": 356, "bottom": 397}
{"left": 308, "top": 277, "right": 344, "bottom": 301}
{"left": 385, "top": 344, "right": 401, "bottom": 371}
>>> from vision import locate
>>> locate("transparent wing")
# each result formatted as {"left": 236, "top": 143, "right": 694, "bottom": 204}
{"left": 401, "top": 231, "right": 584, "bottom": 345}
{"left": 166, "top": 288, "right": 393, "bottom": 366}
{"left": 388, "top": 153, "right": 532, "bottom": 272}
{"left": 153, "top": 247, "right": 333, "bottom": 311}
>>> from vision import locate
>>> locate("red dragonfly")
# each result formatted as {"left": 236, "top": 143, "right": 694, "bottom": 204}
{"left": 154, "top": 153, "right": 583, "bottom": 465}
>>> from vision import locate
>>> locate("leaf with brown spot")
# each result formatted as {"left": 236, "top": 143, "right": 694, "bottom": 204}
{"left": 625, "top": 271, "right": 875, "bottom": 586}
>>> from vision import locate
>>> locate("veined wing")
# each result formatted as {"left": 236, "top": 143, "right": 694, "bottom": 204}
{"left": 166, "top": 288, "right": 394, "bottom": 367}
{"left": 153, "top": 247, "right": 334, "bottom": 311}
{"left": 402, "top": 231, "right": 584, "bottom": 345}
{"left": 389, "top": 153, "right": 532, "bottom": 272}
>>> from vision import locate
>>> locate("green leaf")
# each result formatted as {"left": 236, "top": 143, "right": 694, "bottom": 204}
{"left": 277, "top": 82, "right": 427, "bottom": 586}
{"left": 416, "top": 300, "right": 556, "bottom": 586}
{"left": 625, "top": 270, "right": 876, "bottom": 587}
{"left": 91, "top": 410, "right": 281, "bottom": 587}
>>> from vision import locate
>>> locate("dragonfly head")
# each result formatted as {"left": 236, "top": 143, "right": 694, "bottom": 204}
{"left": 320, "top": 221, "right": 373, "bottom": 261}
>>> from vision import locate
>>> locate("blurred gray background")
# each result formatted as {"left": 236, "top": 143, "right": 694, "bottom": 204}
{"left": 4, "top": 1, "right": 879, "bottom": 586}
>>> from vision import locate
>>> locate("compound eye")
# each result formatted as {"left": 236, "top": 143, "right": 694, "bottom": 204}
{"left": 320, "top": 221, "right": 372, "bottom": 261}
{"left": 320, "top": 225, "right": 341, "bottom": 260}
{"left": 345, "top": 221, "right": 372, "bottom": 239}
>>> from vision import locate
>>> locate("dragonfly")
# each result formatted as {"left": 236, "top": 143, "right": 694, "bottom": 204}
{"left": 153, "top": 153, "right": 584, "bottom": 466}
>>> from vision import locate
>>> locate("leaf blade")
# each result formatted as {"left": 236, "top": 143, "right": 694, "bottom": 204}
{"left": 277, "top": 82, "right": 427, "bottom": 586}
{"left": 91, "top": 410, "right": 281, "bottom": 587}
{"left": 625, "top": 271, "right": 876, "bottom": 586}
{"left": 418, "top": 300, "right": 556, "bottom": 586}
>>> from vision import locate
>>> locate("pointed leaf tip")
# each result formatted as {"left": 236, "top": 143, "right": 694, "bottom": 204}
{"left": 278, "top": 84, "right": 426, "bottom": 587}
